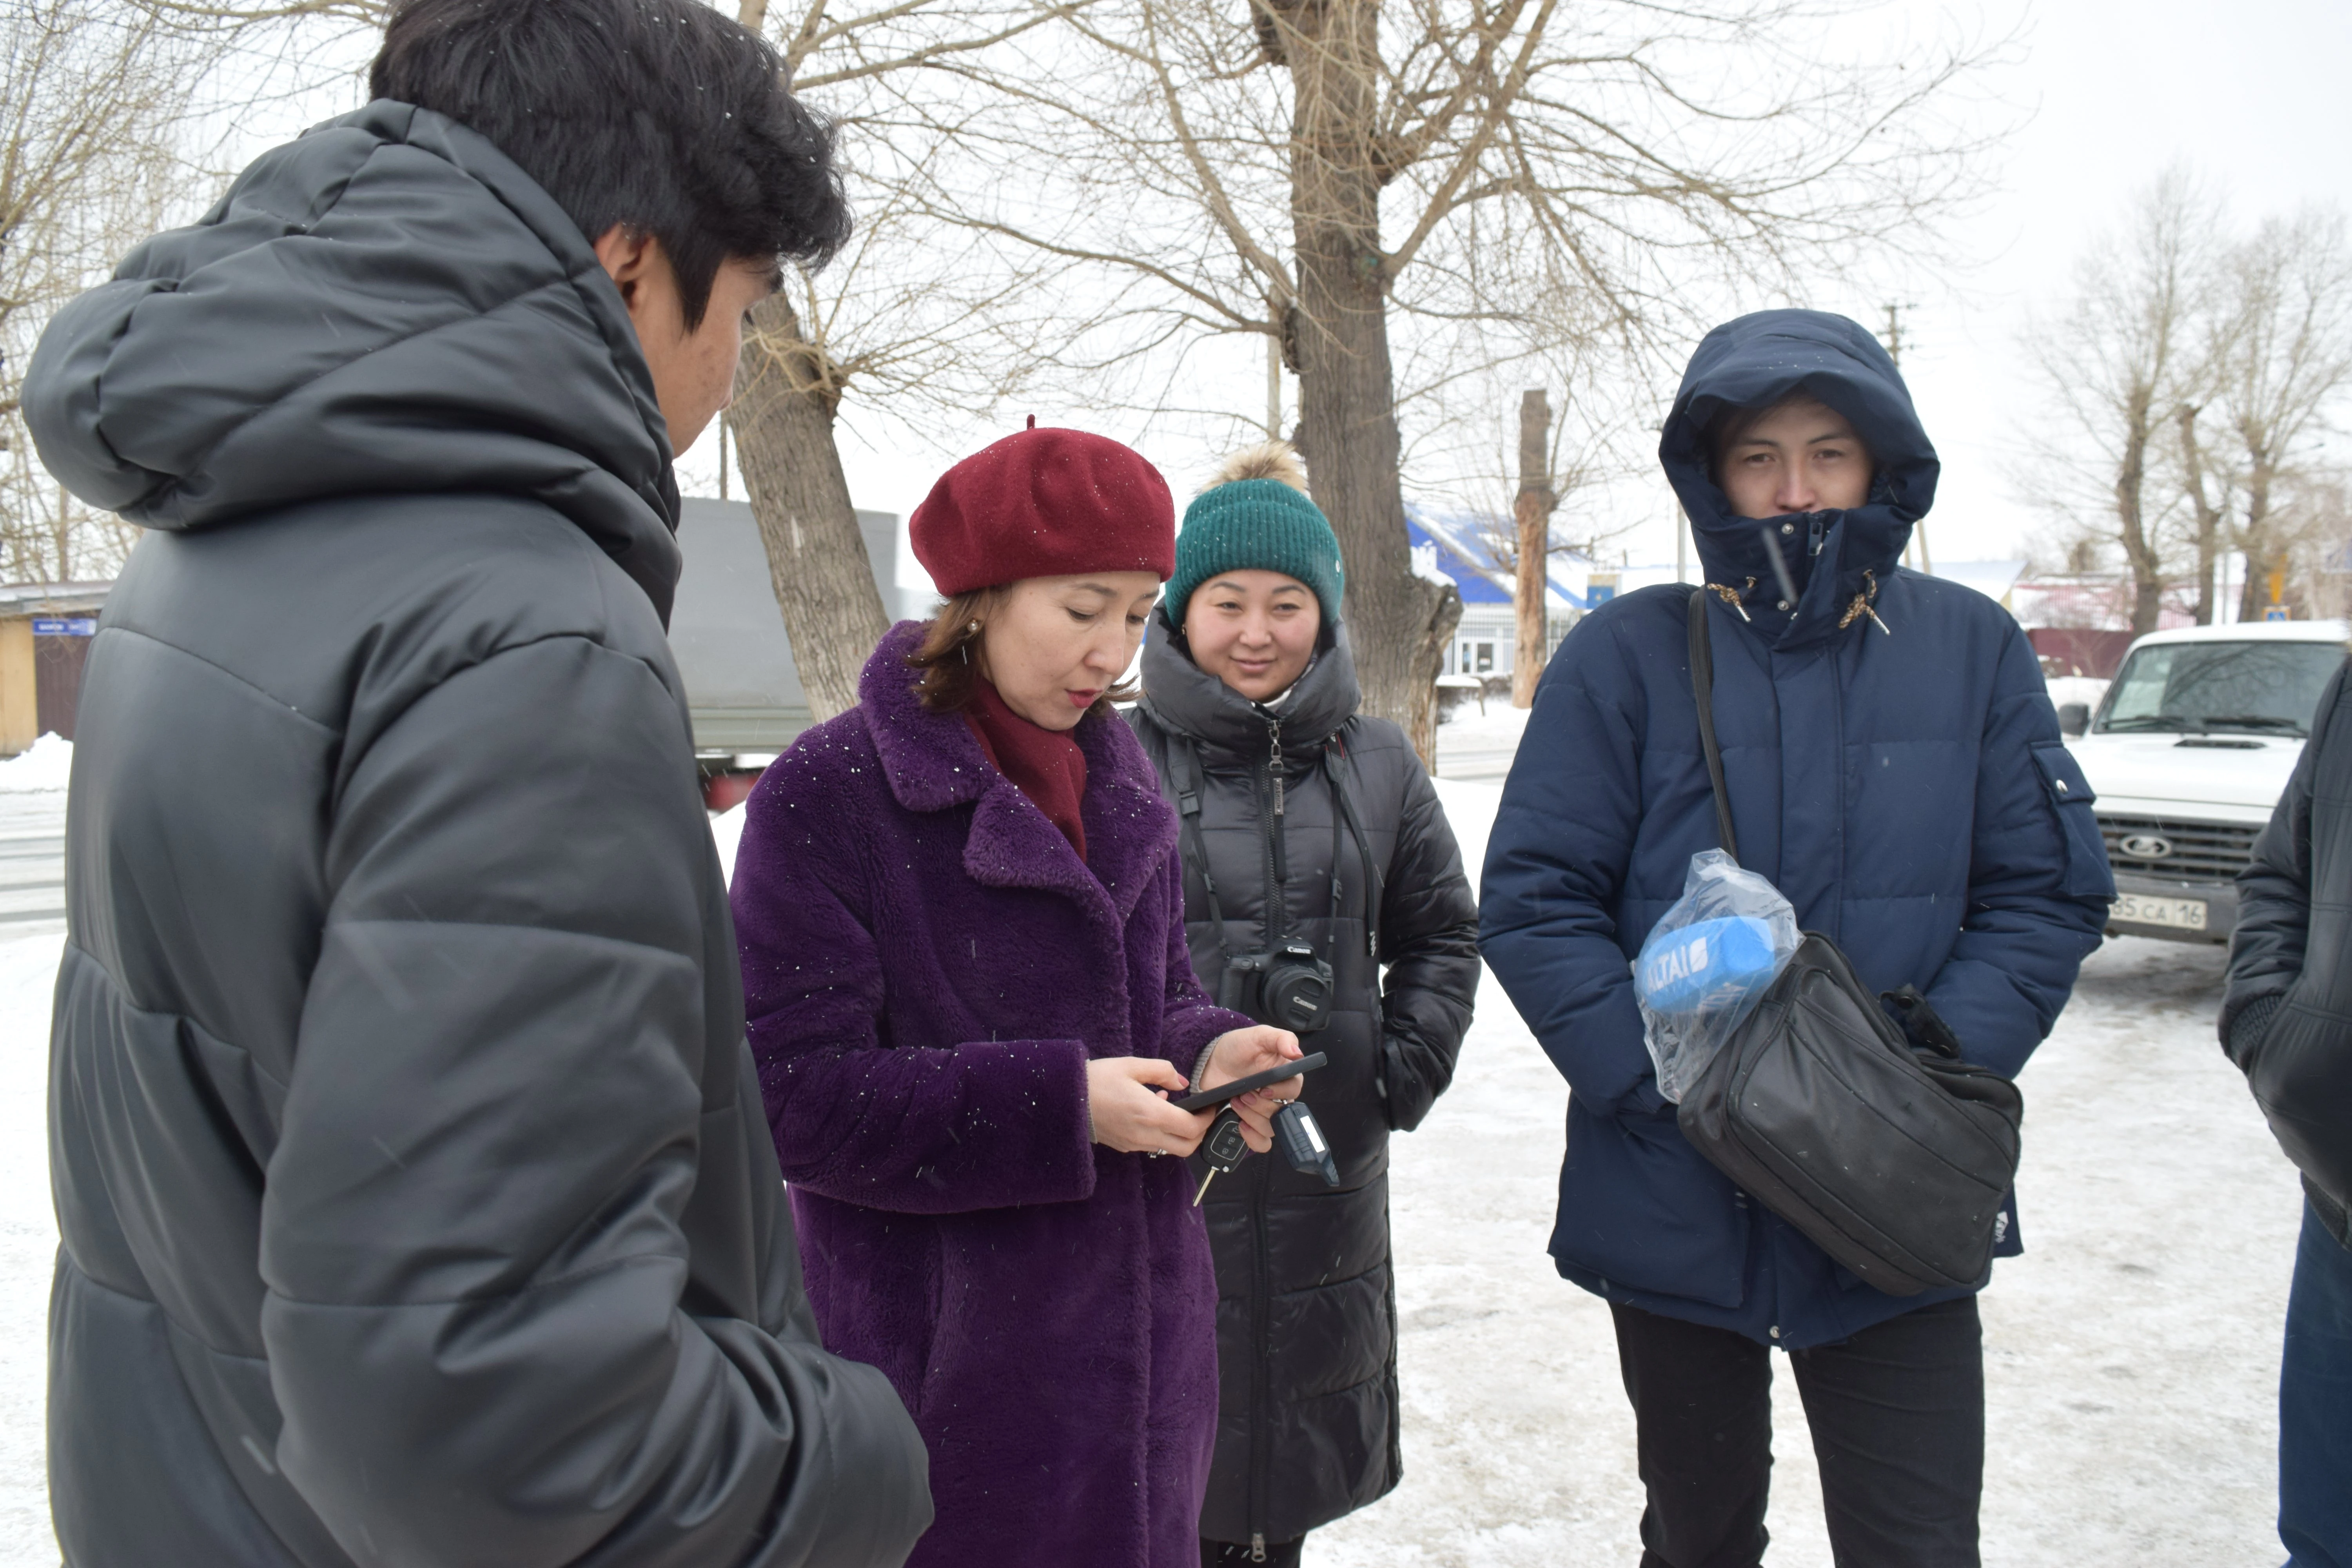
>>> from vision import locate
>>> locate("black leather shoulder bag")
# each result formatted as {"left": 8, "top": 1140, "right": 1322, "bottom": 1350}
{"left": 1674, "top": 586, "right": 2025, "bottom": 1297}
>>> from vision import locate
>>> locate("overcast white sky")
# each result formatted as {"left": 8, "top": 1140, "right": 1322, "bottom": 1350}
{"left": 1868, "top": 0, "right": 2352, "bottom": 573}
{"left": 211, "top": 0, "right": 2352, "bottom": 584}
{"left": 681, "top": 0, "right": 2352, "bottom": 585}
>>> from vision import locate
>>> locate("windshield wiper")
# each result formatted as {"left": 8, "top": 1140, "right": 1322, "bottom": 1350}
{"left": 2197, "top": 714, "right": 2308, "bottom": 736}
{"left": 2100, "top": 715, "right": 2194, "bottom": 732}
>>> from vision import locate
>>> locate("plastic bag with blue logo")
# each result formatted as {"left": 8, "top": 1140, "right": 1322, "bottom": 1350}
{"left": 1634, "top": 849, "right": 1801, "bottom": 1103}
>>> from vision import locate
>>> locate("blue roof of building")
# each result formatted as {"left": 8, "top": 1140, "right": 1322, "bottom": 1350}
{"left": 1406, "top": 506, "right": 1599, "bottom": 610}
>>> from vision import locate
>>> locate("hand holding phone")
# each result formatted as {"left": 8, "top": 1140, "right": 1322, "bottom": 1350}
{"left": 1171, "top": 1051, "right": 1326, "bottom": 1112}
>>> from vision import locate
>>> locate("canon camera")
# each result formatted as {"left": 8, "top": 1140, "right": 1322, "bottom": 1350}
{"left": 1221, "top": 939, "right": 1335, "bottom": 1034}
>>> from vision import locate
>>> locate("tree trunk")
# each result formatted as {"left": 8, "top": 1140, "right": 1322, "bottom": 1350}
{"left": 728, "top": 292, "right": 891, "bottom": 724}
{"left": 1285, "top": 0, "right": 1451, "bottom": 765}
{"left": 1412, "top": 582, "right": 1463, "bottom": 762}
{"left": 1512, "top": 388, "right": 1554, "bottom": 709}
{"left": 2236, "top": 439, "right": 2279, "bottom": 622}
{"left": 2114, "top": 395, "right": 2164, "bottom": 635}
{"left": 2176, "top": 403, "right": 2224, "bottom": 625}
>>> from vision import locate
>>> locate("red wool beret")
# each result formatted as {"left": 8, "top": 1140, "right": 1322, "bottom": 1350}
{"left": 909, "top": 425, "right": 1176, "bottom": 596}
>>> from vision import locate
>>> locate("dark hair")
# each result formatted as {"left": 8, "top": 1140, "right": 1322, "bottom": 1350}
{"left": 907, "top": 591, "right": 1136, "bottom": 717}
{"left": 370, "top": 0, "right": 851, "bottom": 328}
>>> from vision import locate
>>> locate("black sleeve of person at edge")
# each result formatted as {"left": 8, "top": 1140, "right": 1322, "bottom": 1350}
{"left": 1366, "top": 741, "right": 1482, "bottom": 1131}
{"left": 2222, "top": 658, "right": 2352, "bottom": 1218}
{"left": 256, "top": 636, "right": 932, "bottom": 1568}
{"left": 2223, "top": 667, "right": 2331, "bottom": 1047}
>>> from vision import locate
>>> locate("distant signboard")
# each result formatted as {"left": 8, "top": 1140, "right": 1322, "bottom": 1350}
{"left": 31, "top": 618, "right": 95, "bottom": 637}
{"left": 2265, "top": 606, "right": 2291, "bottom": 622}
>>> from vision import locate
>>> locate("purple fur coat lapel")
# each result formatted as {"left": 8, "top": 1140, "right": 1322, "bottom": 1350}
{"left": 733, "top": 623, "right": 1250, "bottom": 1568}
{"left": 864, "top": 630, "right": 1179, "bottom": 924}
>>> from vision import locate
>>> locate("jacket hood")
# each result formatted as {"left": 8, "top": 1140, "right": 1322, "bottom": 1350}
{"left": 1660, "top": 309, "right": 1938, "bottom": 649}
{"left": 1135, "top": 603, "right": 1361, "bottom": 765}
{"left": 24, "top": 100, "right": 684, "bottom": 619}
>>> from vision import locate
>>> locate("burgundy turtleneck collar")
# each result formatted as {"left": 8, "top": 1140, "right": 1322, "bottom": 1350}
{"left": 965, "top": 679, "right": 1089, "bottom": 861}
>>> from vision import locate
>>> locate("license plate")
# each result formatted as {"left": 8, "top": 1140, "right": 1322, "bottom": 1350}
{"left": 2114, "top": 893, "right": 2208, "bottom": 931}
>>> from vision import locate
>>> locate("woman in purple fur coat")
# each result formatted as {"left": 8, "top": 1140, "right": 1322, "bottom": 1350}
{"left": 731, "top": 425, "right": 1306, "bottom": 1568}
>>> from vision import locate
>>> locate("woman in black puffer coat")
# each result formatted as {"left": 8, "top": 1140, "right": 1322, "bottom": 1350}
{"left": 1128, "top": 444, "right": 1481, "bottom": 1567}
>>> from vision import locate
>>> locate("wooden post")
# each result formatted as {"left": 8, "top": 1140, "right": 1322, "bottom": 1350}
{"left": 1512, "top": 389, "right": 1555, "bottom": 709}
{"left": 0, "top": 620, "right": 36, "bottom": 756}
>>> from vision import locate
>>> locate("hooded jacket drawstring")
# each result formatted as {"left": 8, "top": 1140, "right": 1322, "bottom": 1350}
{"left": 1659, "top": 309, "right": 1935, "bottom": 653}
{"left": 1837, "top": 568, "right": 1894, "bottom": 636}
{"left": 1712, "top": 568, "right": 1894, "bottom": 637}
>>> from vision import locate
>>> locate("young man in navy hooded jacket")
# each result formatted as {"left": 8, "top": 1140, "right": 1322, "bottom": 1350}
{"left": 1481, "top": 309, "right": 2114, "bottom": 1567}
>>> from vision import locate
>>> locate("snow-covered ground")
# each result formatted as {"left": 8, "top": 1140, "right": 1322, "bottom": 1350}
{"left": 0, "top": 741, "right": 69, "bottom": 799}
{"left": 0, "top": 724, "right": 2306, "bottom": 1565}
{"left": 1433, "top": 701, "right": 1529, "bottom": 786}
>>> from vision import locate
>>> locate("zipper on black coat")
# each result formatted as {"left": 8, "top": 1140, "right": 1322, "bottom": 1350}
{"left": 1256, "top": 730, "right": 1286, "bottom": 937}
{"left": 1265, "top": 711, "right": 1285, "bottom": 819}
{"left": 1247, "top": 708, "right": 1284, "bottom": 1553}
{"left": 1247, "top": 1142, "right": 1273, "bottom": 1553}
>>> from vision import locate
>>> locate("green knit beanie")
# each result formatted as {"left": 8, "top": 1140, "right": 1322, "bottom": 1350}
{"left": 1170, "top": 474, "right": 1346, "bottom": 628}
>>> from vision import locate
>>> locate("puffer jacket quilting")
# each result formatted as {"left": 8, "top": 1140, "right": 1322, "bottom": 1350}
{"left": 2223, "top": 658, "right": 2352, "bottom": 1243}
{"left": 1127, "top": 612, "right": 1479, "bottom": 1546}
{"left": 1479, "top": 309, "right": 2116, "bottom": 1350}
{"left": 25, "top": 100, "right": 930, "bottom": 1568}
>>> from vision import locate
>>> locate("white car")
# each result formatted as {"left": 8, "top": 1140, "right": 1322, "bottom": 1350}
{"left": 2060, "top": 620, "right": 2348, "bottom": 944}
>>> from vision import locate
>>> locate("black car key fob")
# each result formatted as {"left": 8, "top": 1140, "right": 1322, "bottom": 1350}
{"left": 1193, "top": 1108, "right": 1250, "bottom": 1205}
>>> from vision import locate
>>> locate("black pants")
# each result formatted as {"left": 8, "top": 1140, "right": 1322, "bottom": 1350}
{"left": 1611, "top": 1296, "right": 1984, "bottom": 1568}
{"left": 1201, "top": 1535, "right": 1304, "bottom": 1566}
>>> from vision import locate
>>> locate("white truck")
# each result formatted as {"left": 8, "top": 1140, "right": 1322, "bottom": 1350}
{"left": 2059, "top": 620, "right": 2348, "bottom": 945}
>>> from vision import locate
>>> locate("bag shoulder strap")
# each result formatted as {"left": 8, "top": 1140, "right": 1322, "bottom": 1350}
{"left": 1686, "top": 586, "right": 1742, "bottom": 866}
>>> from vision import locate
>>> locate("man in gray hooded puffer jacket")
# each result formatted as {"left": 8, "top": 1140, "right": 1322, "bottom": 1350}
{"left": 21, "top": 0, "right": 931, "bottom": 1563}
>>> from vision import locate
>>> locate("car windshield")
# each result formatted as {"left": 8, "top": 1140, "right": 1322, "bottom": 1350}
{"left": 2097, "top": 639, "right": 2345, "bottom": 737}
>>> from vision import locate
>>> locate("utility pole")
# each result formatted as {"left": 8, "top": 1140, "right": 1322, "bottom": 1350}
{"left": 1513, "top": 389, "right": 1556, "bottom": 709}
{"left": 1882, "top": 302, "right": 1931, "bottom": 576}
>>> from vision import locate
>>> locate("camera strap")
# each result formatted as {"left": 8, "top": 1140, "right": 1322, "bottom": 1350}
{"left": 1323, "top": 740, "right": 1382, "bottom": 960}
{"left": 1168, "top": 729, "right": 1379, "bottom": 966}
{"left": 1167, "top": 735, "right": 1234, "bottom": 958}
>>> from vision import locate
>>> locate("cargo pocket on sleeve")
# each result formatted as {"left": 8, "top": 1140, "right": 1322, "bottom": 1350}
{"left": 2030, "top": 743, "right": 2116, "bottom": 900}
